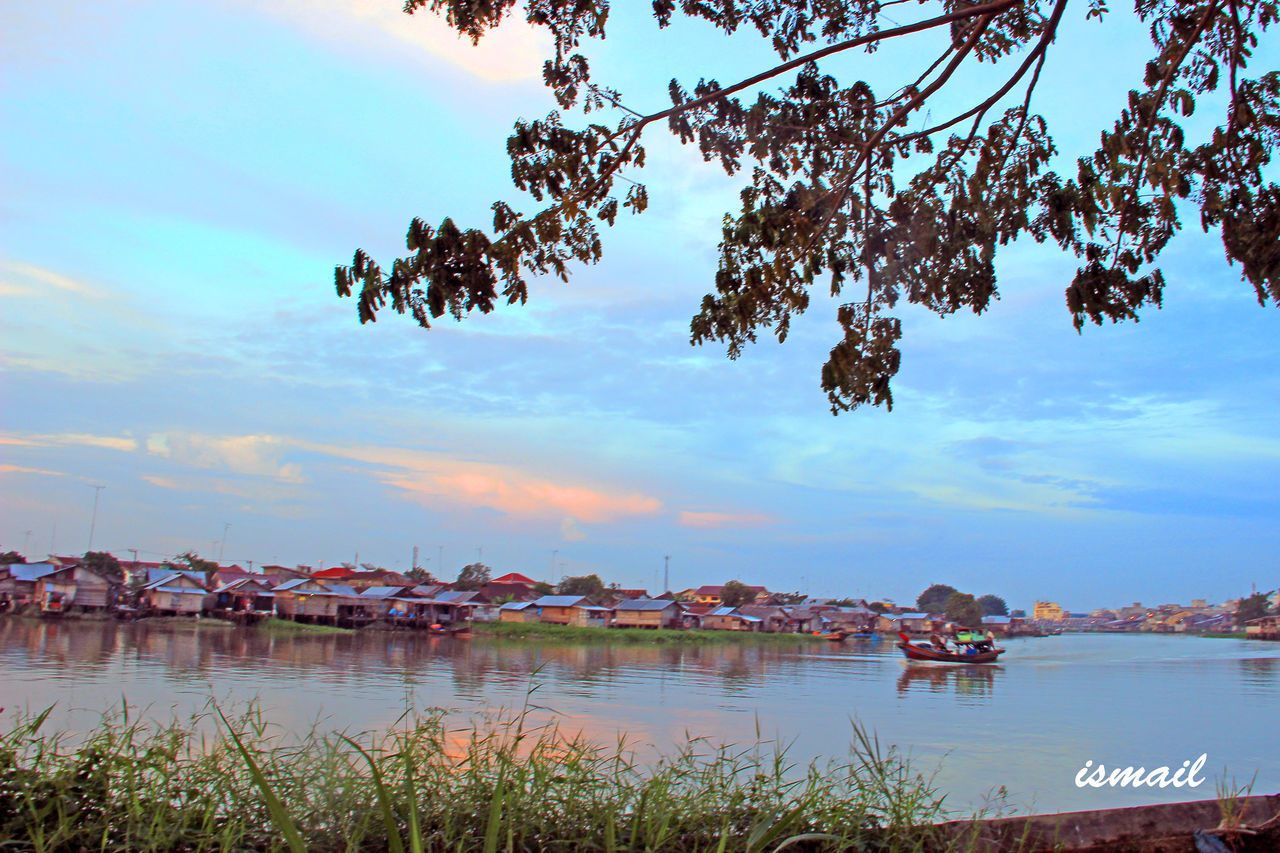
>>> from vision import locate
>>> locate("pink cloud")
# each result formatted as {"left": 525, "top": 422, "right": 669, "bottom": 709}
{"left": 677, "top": 509, "right": 777, "bottom": 529}
{"left": 0, "top": 464, "right": 66, "bottom": 477}
{"left": 303, "top": 442, "right": 662, "bottom": 522}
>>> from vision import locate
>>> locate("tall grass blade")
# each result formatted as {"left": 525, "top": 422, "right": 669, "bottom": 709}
{"left": 340, "top": 733, "right": 404, "bottom": 853}
{"left": 216, "top": 707, "right": 308, "bottom": 853}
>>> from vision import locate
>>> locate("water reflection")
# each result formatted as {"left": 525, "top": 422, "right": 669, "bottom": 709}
{"left": 1239, "top": 656, "right": 1280, "bottom": 696}
{"left": 896, "top": 663, "right": 1001, "bottom": 699}
{"left": 3, "top": 620, "right": 1279, "bottom": 816}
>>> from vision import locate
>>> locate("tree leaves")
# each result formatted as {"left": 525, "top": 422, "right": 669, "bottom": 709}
{"left": 339, "top": 0, "right": 1279, "bottom": 413}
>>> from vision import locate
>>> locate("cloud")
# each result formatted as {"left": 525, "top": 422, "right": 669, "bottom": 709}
{"left": 0, "top": 432, "right": 139, "bottom": 452}
{"left": 0, "top": 261, "right": 106, "bottom": 298}
{"left": 255, "top": 0, "right": 549, "bottom": 81}
{"left": 677, "top": 509, "right": 777, "bottom": 529}
{"left": 142, "top": 472, "right": 308, "bottom": 506}
{"left": 560, "top": 516, "right": 587, "bottom": 542}
{"left": 146, "top": 433, "right": 304, "bottom": 482}
{"left": 301, "top": 441, "right": 662, "bottom": 522}
{"left": 0, "top": 464, "right": 67, "bottom": 477}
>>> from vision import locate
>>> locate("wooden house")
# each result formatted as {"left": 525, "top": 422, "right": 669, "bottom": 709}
{"left": 141, "top": 572, "right": 212, "bottom": 615}
{"left": 211, "top": 577, "right": 276, "bottom": 619}
{"left": 1245, "top": 615, "right": 1280, "bottom": 640}
{"left": 702, "top": 606, "right": 761, "bottom": 632}
{"left": 737, "top": 605, "right": 789, "bottom": 632}
{"left": 498, "top": 601, "right": 539, "bottom": 623}
{"left": 359, "top": 586, "right": 417, "bottom": 620}
{"left": 876, "top": 612, "right": 931, "bottom": 634}
{"left": 36, "top": 565, "right": 117, "bottom": 613}
{"left": 783, "top": 608, "right": 823, "bottom": 633}
{"left": 432, "top": 590, "right": 487, "bottom": 623}
{"left": 0, "top": 563, "right": 61, "bottom": 609}
{"left": 272, "top": 577, "right": 340, "bottom": 621}
{"left": 611, "top": 598, "right": 682, "bottom": 629}
{"left": 530, "top": 595, "right": 598, "bottom": 627}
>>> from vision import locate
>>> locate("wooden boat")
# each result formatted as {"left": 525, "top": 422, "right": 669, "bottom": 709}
{"left": 817, "top": 629, "right": 848, "bottom": 642}
{"left": 896, "top": 632, "right": 1004, "bottom": 664}
{"left": 426, "top": 623, "right": 472, "bottom": 637}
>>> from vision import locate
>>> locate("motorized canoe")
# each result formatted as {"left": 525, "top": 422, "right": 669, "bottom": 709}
{"left": 896, "top": 632, "right": 1004, "bottom": 664}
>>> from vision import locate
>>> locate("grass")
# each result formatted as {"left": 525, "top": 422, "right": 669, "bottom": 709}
{"left": 0, "top": 698, "right": 964, "bottom": 853}
{"left": 475, "top": 621, "right": 830, "bottom": 645}
{"left": 255, "top": 617, "right": 353, "bottom": 635}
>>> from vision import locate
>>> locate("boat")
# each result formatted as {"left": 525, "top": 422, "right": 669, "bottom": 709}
{"left": 817, "top": 629, "right": 848, "bottom": 642}
{"left": 896, "top": 632, "right": 1005, "bottom": 664}
{"left": 426, "top": 623, "right": 472, "bottom": 637}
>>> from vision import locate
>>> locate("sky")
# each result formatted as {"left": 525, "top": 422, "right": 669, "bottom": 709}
{"left": 2, "top": 0, "right": 1278, "bottom": 612}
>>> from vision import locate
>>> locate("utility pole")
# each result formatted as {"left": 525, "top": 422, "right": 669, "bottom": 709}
{"left": 87, "top": 484, "right": 105, "bottom": 551}
{"left": 551, "top": 549, "right": 558, "bottom": 577}
{"left": 219, "top": 522, "right": 230, "bottom": 562}
{"left": 412, "top": 546, "right": 419, "bottom": 572}
{"left": 22, "top": 530, "right": 32, "bottom": 555}
{"left": 663, "top": 555, "right": 670, "bottom": 594}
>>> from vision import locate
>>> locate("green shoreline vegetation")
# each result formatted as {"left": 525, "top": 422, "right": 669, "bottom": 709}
{"left": 0, "top": 701, "right": 967, "bottom": 853}
{"left": 471, "top": 621, "right": 828, "bottom": 644}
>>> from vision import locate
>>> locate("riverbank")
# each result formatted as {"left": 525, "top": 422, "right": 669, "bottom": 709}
{"left": 471, "top": 620, "right": 829, "bottom": 644}
{"left": 0, "top": 702, "right": 955, "bottom": 853}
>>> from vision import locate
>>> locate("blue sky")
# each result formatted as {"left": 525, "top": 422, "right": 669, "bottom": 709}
{"left": 3, "top": 0, "right": 1278, "bottom": 611}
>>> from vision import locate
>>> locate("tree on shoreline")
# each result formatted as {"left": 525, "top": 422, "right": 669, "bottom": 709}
{"left": 720, "top": 580, "right": 758, "bottom": 607}
{"left": 978, "top": 594, "right": 1009, "bottom": 616}
{"left": 335, "top": 0, "right": 1279, "bottom": 413}
{"left": 916, "top": 584, "right": 958, "bottom": 613}
{"left": 1235, "top": 591, "right": 1271, "bottom": 624}
{"left": 454, "top": 562, "right": 492, "bottom": 590}
{"left": 944, "top": 591, "right": 986, "bottom": 627}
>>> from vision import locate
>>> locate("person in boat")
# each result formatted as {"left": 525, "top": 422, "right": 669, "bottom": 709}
{"left": 930, "top": 632, "right": 948, "bottom": 651}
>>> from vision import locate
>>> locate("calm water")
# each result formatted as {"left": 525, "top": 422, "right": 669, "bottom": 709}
{"left": 2, "top": 619, "right": 1277, "bottom": 815}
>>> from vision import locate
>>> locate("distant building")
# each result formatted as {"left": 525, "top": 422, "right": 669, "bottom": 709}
{"left": 1033, "top": 601, "right": 1065, "bottom": 621}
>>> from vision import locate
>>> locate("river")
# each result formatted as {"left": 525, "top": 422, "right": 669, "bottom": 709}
{"left": 1, "top": 618, "right": 1277, "bottom": 815}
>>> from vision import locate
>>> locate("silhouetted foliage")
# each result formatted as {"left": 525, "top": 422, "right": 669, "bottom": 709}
{"left": 336, "top": 0, "right": 1280, "bottom": 413}
{"left": 944, "top": 591, "right": 985, "bottom": 627}
{"left": 916, "top": 584, "right": 958, "bottom": 613}
{"left": 978, "top": 594, "right": 1008, "bottom": 616}
{"left": 1236, "top": 592, "right": 1271, "bottom": 624}
{"left": 0, "top": 551, "right": 26, "bottom": 565}
{"left": 557, "top": 573, "right": 607, "bottom": 598}
{"left": 719, "top": 580, "right": 757, "bottom": 608}
{"left": 164, "top": 551, "right": 218, "bottom": 577}
{"left": 81, "top": 551, "right": 124, "bottom": 584}
{"left": 454, "top": 562, "right": 492, "bottom": 590}
{"left": 406, "top": 567, "right": 437, "bottom": 584}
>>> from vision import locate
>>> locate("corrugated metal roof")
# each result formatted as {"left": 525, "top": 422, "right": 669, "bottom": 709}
{"left": 615, "top": 599, "right": 679, "bottom": 611}
{"left": 434, "top": 590, "right": 479, "bottom": 603}
{"left": 148, "top": 586, "right": 207, "bottom": 595}
{"left": 5, "top": 564, "right": 61, "bottom": 582}
{"left": 532, "top": 595, "right": 592, "bottom": 607}
{"left": 500, "top": 601, "right": 536, "bottom": 610}
{"left": 360, "top": 586, "right": 407, "bottom": 599}
{"left": 273, "top": 577, "right": 317, "bottom": 592}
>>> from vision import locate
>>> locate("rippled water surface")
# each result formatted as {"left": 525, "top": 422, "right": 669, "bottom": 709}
{"left": 2, "top": 619, "right": 1277, "bottom": 814}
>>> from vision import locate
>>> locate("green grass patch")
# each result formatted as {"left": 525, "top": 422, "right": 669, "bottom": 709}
{"left": 255, "top": 617, "right": 353, "bottom": 635}
{"left": 0, "top": 700, "right": 963, "bottom": 853}
{"left": 475, "top": 621, "right": 828, "bottom": 644}
{"left": 1198, "top": 631, "right": 1248, "bottom": 639}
